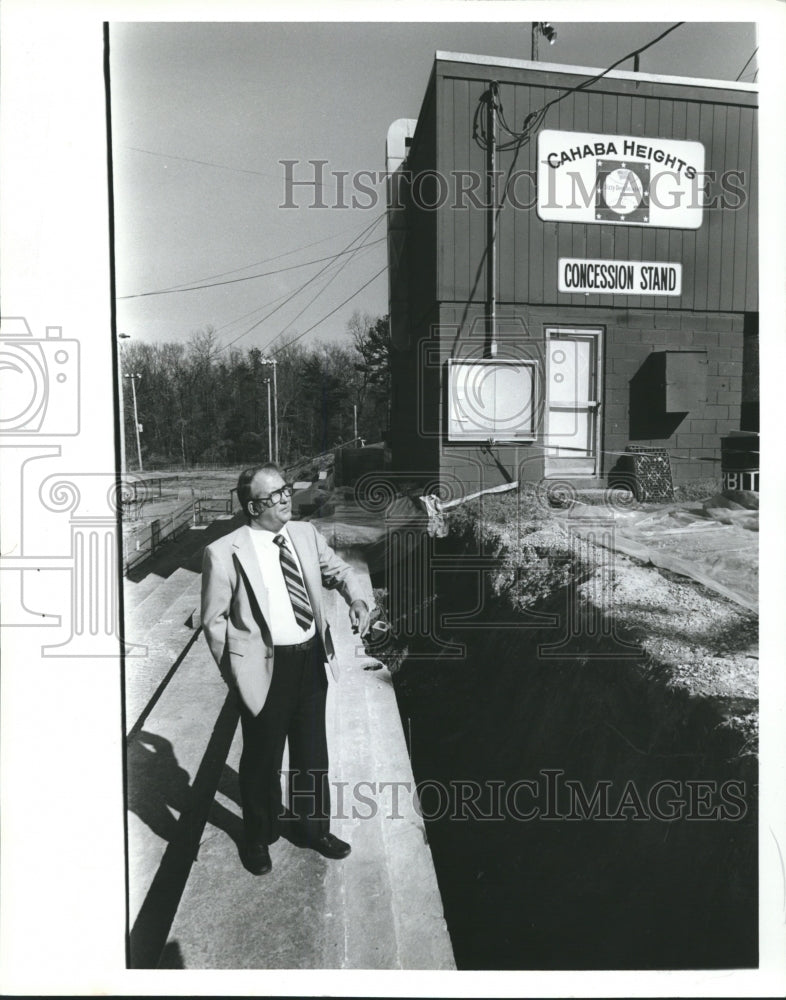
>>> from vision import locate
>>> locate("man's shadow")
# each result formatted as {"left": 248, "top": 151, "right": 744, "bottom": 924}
{"left": 126, "top": 731, "right": 191, "bottom": 841}
{"left": 127, "top": 692, "right": 241, "bottom": 968}
{"left": 126, "top": 510, "right": 245, "bottom": 583}
{"left": 127, "top": 728, "right": 314, "bottom": 897}
{"left": 127, "top": 729, "right": 246, "bottom": 849}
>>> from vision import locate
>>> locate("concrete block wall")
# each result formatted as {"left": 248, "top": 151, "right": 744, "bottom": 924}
{"left": 410, "top": 303, "right": 747, "bottom": 490}
{"left": 604, "top": 310, "right": 744, "bottom": 482}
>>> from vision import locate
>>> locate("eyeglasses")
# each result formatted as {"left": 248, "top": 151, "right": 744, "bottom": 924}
{"left": 251, "top": 484, "right": 294, "bottom": 509}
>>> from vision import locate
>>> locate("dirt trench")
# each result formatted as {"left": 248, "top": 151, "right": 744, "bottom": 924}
{"left": 384, "top": 535, "right": 758, "bottom": 971}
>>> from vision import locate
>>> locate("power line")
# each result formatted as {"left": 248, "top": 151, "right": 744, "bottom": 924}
{"left": 220, "top": 213, "right": 385, "bottom": 353}
{"left": 119, "top": 234, "right": 386, "bottom": 299}
{"left": 735, "top": 47, "right": 758, "bottom": 82}
{"left": 122, "top": 144, "right": 284, "bottom": 180}
{"left": 221, "top": 238, "right": 380, "bottom": 346}
{"left": 213, "top": 288, "right": 298, "bottom": 335}
{"left": 268, "top": 263, "right": 388, "bottom": 356}
{"left": 215, "top": 241, "right": 378, "bottom": 340}
{"left": 177, "top": 218, "right": 382, "bottom": 362}
{"left": 533, "top": 22, "right": 686, "bottom": 127}
{"left": 264, "top": 238, "right": 379, "bottom": 352}
{"left": 220, "top": 214, "right": 383, "bottom": 350}
{"left": 137, "top": 217, "right": 385, "bottom": 296}
{"left": 478, "top": 22, "right": 686, "bottom": 151}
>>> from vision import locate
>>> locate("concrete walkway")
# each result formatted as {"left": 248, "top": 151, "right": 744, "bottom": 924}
{"left": 125, "top": 538, "right": 454, "bottom": 970}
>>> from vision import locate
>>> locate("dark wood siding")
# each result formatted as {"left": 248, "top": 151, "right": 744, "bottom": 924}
{"left": 435, "top": 60, "right": 758, "bottom": 313}
{"left": 406, "top": 73, "right": 439, "bottom": 329}
{"left": 388, "top": 71, "right": 441, "bottom": 474}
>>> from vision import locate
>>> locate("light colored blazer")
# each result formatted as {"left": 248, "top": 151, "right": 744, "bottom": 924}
{"left": 201, "top": 520, "right": 367, "bottom": 716}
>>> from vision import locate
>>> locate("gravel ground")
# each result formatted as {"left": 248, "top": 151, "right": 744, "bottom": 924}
{"left": 606, "top": 558, "right": 758, "bottom": 700}
{"left": 448, "top": 489, "right": 759, "bottom": 743}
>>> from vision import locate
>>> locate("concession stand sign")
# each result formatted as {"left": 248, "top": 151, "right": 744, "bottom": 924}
{"left": 558, "top": 258, "right": 683, "bottom": 296}
{"left": 537, "top": 129, "right": 705, "bottom": 229}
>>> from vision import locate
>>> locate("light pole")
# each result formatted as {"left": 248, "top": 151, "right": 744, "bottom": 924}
{"left": 261, "top": 357, "right": 279, "bottom": 464}
{"left": 271, "top": 359, "right": 279, "bottom": 465}
{"left": 263, "top": 376, "right": 272, "bottom": 461}
{"left": 125, "top": 373, "right": 144, "bottom": 472}
{"left": 531, "top": 21, "right": 558, "bottom": 61}
{"left": 117, "top": 333, "right": 131, "bottom": 473}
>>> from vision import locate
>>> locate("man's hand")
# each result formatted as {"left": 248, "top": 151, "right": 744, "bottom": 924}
{"left": 349, "top": 599, "right": 371, "bottom": 637}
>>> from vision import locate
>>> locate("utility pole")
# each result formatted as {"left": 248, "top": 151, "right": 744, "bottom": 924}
{"left": 271, "top": 358, "right": 279, "bottom": 464}
{"left": 531, "top": 21, "right": 557, "bottom": 61}
{"left": 487, "top": 83, "right": 498, "bottom": 359}
{"left": 260, "top": 357, "right": 279, "bottom": 464}
{"left": 125, "top": 373, "right": 144, "bottom": 472}
{"left": 264, "top": 376, "right": 272, "bottom": 461}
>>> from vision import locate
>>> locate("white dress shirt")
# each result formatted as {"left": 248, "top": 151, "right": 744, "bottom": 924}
{"left": 246, "top": 523, "right": 317, "bottom": 646}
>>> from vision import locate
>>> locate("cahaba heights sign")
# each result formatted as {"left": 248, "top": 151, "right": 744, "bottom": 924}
{"left": 537, "top": 130, "right": 705, "bottom": 229}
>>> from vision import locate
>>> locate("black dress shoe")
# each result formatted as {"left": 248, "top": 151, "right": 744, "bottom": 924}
{"left": 311, "top": 832, "right": 351, "bottom": 860}
{"left": 242, "top": 842, "right": 272, "bottom": 875}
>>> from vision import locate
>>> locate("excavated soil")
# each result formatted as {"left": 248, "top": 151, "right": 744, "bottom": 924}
{"left": 380, "top": 495, "right": 758, "bottom": 970}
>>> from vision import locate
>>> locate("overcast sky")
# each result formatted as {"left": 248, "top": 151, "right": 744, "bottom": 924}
{"left": 110, "top": 19, "right": 757, "bottom": 354}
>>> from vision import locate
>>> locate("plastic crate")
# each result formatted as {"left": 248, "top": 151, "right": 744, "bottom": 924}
{"left": 619, "top": 446, "right": 674, "bottom": 502}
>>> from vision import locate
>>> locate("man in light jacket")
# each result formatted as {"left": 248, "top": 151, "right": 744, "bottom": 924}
{"left": 201, "top": 463, "right": 370, "bottom": 875}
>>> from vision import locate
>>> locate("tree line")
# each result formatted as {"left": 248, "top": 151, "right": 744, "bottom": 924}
{"left": 120, "top": 312, "right": 390, "bottom": 470}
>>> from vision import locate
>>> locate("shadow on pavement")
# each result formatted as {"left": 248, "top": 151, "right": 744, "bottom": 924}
{"left": 127, "top": 693, "right": 240, "bottom": 969}
{"left": 126, "top": 511, "right": 245, "bottom": 583}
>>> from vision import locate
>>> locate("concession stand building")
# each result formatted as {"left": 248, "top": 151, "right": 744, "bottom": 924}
{"left": 386, "top": 52, "right": 758, "bottom": 496}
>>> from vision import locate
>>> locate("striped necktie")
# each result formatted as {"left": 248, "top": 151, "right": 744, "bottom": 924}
{"left": 273, "top": 534, "right": 314, "bottom": 630}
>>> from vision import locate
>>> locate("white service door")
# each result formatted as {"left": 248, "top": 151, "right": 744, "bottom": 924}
{"left": 544, "top": 330, "right": 601, "bottom": 477}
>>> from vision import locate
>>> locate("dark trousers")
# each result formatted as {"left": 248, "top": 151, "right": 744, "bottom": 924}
{"left": 238, "top": 636, "right": 329, "bottom": 847}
